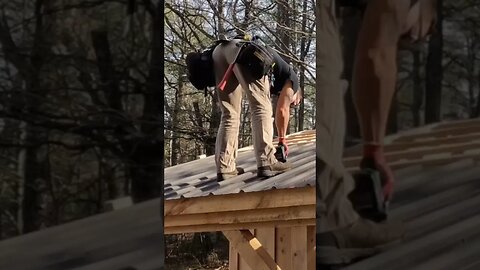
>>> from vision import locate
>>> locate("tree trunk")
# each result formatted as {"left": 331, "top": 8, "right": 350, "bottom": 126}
{"left": 23, "top": 125, "right": 49, "bottom": 233}
{"left": 129, "top": 1, "right": 163, "bottom": 203}
{"left": 171, "top": 68, "right": 184, "bottom": 166}
{"left": 277, "top": 0, "right": 292, "bottom": 53}
{"left": 387, "top": 89, "right": 398, "bottom": 134}
{"left": 476, "top": 67, "right": 480, "bottom": 118}
{"left": 298, "top": 0, "right": 308, "bottom": 131}
{"left": 412, "top": 50, "right": 423, "bottom": 126}
{"left": 466, "top": 35, "right": 476, "bottom": 118}
{"left": 424, "top": 0, "right": 443, "bottom": 124}
{"left": 22, "top": 0, "right": 54, "bottom": 233}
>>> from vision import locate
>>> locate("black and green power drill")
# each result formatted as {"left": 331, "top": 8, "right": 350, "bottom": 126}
{"left": 349, "top": 167, "right": 389, "bottom": 222}
{"left": 275, "top": 141, "right": 288, "bottom": 163}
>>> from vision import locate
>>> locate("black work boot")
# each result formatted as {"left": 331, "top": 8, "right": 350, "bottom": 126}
{"left": 317, "top": 218, "right": 406, "bottom": 267}
{"left": 217, "top": 167, "right": 245, "bottom": 182}
{"left": 257, "top": 161, "right": 292, "bottom": 177}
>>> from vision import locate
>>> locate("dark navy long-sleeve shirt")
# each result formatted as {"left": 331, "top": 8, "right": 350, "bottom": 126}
{"left": 267, "top": 48, "right": 300, "bottom": 96}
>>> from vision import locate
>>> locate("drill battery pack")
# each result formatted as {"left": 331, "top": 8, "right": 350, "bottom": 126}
{"left": 275, "top": 145, "right": 287, "bottom": 163}
{"left": 348, "top": 168, "right": 388, "bottom": 222}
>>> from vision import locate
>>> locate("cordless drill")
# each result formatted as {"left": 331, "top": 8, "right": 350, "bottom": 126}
{"left": 274, "top": 138, "right": 288, "bottom": 163}
{"left": 349, "top": 168, "right": 388, "bottom": 222}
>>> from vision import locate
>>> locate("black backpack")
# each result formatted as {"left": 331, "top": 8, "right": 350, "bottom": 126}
{"left": 185, "top": 45, "right": 217, "bottom": 92}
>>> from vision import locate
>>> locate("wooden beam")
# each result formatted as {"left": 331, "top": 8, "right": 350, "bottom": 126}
{"left": 276, "top": 227, "right": 292, "bottom": 270}
{"left": 239, "top": 230, "right": 256, "bottom": 270}
{"left": 223, "top": 230, "right": 281, "bottom": 270}
{"left": 394, "top": 125, "right": 480, "bottom": 143}
{"left": 166, "top": 204, "right": 314, "bottom": 227}
{"left": 291, "top": 226, "right": 308, "bottom": 270}
{"left": 307, "top": 226, "right": 316, "bottom": 270}
{"left": 165, "top": 186, "right": 315, "bottom": 216}
{"left": 165, "top": 218, "right": 315, "bottom": 234}
{"left": 256, "top": 228, "right": 276, "bottom": 260}
{"left": 230, "top": 242, "right": 239, "bottom": 270}
{"left": 343, "top": 133, "right": 480, "bottom": 158}
{"left": 343, "top": 141, "right": 480, "bottom": 168}
{"left": 346, "top": 152, "right": 480, "bottom": 173}
{"left": 433, "top": 118, "right": 480, "bottom": 130}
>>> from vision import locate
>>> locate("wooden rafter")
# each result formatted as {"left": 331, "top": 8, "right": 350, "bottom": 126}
{"left": 343, "top": 141, "right": 480, "bottom": 168}
{"left": 394, "top": 125, "right": 480, "bottom": 142}
{"left": 343, "top": 132, "right": 480, "bottom": 158}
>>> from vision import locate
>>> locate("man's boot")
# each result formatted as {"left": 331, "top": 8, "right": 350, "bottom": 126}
{"left": 217, "top": 167, "right": 245, "bottom": 182}
{"left": 317, "top": 218, "right": 406, "bottom": 267}
{"left": 257, "top": 161, "right": 292, "bottom": 177}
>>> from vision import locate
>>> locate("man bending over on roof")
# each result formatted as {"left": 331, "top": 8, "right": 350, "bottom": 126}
{"left": 268, "top": 48, "right": 303, "bottom": 160}
{"left": 316, "top": 0, "right": 437, "bottom": 266}
{"left": 211, "top": 36, "right": 293, "bottom": 182}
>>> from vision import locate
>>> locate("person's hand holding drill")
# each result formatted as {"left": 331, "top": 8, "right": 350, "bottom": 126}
{"left": 275, "top": 137, "right": 289, "bottom": 162}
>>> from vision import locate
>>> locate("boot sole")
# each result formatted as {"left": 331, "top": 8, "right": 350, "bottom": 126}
{"left": 257, "top": 168, "right": 291, "bottom": 177}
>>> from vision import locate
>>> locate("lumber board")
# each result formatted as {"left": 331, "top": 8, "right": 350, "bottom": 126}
{"left": 166, "top": 205, "right": 314, "bottom": 227}
{"left": 307, "top": 226, "right": 316, "bottom": 270}
{"left": 276, "top": 227, "right": 292, "bottom": 270}
{"left": 164, "top": 186, "right": 315, "bottom": 216}
{"left": 229, "top": 242, "right": 239, "bottom": 270}
{"left": 393, "top": 125, "right": 480, "bottom": 143}
{"left": 291, "top": 226, "right": 308, "bottom": 270}
{"left": 433, "top": 117, "right": 480, "bottom": 130}
{"left": 343, "top": 140, "right": 480, "bottom": 168}
{"left": 343, "top": 133, "right": 480, "bottom": 158}
{"left": 223, "top": 230, "right": 280, "bottom": 270}
{"left": 164, "top": 218, "right": 315, "bottom": 234}
{"left": 256, "top": 228, "right": 276, "bottom": 260}
{"left": 346, "top": 152, "right": 480, "bottom": 173}
{"left": 239, "top": 229, "right": 256, "bottom": 270}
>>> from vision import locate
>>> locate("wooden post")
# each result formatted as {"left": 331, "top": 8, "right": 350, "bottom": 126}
{"left": 307, "top": 225, "right": 316, "bottom": 270}
{"left": 275, "top": 227, "right": 292, "bottom": 270}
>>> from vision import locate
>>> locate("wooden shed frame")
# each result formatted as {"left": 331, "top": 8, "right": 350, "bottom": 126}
{"left": 164, "top": 186, "right": 316, "bottom": 270}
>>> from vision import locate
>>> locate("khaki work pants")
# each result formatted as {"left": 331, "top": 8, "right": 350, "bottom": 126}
{"left": 316, "top": 0, "right": 359, "bottom": 233}
{"left": 212, "top": 40, "right": 278, "bottom": 174}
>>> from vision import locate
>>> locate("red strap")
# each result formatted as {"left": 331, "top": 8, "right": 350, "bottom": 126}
{"left": 217, "top": 63, "right": 235, "bottom": 91}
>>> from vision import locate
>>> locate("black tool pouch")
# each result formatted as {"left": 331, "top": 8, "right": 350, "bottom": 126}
{"left": 236, "top": 42, "right": 274, "bottom": 80}
{"left": 186, "top": 47, "right": 216, "bottom": 91}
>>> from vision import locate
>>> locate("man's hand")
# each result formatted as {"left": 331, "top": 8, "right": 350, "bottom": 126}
{"left": 291, "top": 90, "right": 302, "bottom": 107}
